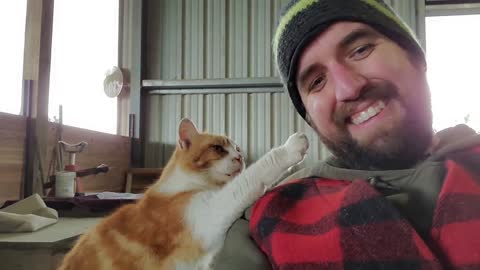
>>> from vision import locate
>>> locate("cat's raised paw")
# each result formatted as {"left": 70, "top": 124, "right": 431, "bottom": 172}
{"left": 283, "top": 132, "right": 309, "bottom": 164}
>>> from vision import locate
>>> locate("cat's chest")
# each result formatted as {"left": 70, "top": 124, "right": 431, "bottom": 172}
{"left": 184, "top": 192, "right": 233, "bottom": 247}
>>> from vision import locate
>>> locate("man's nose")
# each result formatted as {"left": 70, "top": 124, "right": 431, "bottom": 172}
{"left": 331, "top": 63, "right": 367, "bottom": 102}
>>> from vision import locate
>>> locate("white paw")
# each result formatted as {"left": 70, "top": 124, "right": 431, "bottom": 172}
{"left": 282, "top": 132, "right": 309, "bottom": 165}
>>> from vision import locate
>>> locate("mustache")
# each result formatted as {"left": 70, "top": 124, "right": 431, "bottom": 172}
{"left": 333, "top": 81, "right": 398, "bottom": 125}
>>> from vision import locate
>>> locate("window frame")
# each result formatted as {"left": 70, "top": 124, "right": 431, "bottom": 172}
{"left": 424, "top": 1, "right": 480, "bottom": 133}
{"left": 426, "top": 0, "right": 480, "bottom": 6}
{"left": 23, "top": 0, "right": 134, "bottom": 136}
{"left": 426, "top": 3, "right": 480, "bottom": 16}
{"left": 19, "top": 0, "right": 141, "bottom": 197}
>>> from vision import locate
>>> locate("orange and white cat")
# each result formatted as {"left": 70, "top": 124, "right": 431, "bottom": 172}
{"left": 58, "top": 118, "right": 308, "bottom": 270}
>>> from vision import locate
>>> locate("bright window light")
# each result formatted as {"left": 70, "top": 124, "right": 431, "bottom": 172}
{"left": 0, "top": 1, "right": 27, "bottom": 115}
{"left": 48, "top": 0, "right": 119, "bottom": 134}
{"left": 426, "top": 14, "right": 480, "bottom": 132}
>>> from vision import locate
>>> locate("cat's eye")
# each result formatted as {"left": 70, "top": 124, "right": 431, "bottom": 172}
{"left": 235, "top": 146, "right": 241, "bottom": 152}
{"left": 211, "top": 145, "right": 225, "bottom": 153}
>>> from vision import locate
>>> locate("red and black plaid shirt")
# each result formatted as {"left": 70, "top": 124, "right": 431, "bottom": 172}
{"left": 250, "top": 147, "right": 480, "bottom": 270}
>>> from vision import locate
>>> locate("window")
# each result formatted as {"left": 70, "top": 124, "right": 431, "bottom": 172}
{"left": 48, "top": 0, "right": 119, "bottom": 134}
{"left": 426, "top": 7, "right": 480, "bottom": 132}
{"left": 0, "top": 1, "right": 27, "bottom": 115}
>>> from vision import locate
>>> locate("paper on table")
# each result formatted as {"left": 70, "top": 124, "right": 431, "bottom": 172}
{"left": 95, "top": 192, "right": 143, "bottom": 200}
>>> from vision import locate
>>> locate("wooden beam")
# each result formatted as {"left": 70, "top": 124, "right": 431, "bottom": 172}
{"left": 118, "top": 0, "right": 144, "bottom": 167}
{"left": 0, "top": 113, "right": 27, "bottom": 203}
{"left": 22, "top": 0, "right": 54, "bottom": 197}
{"left": 46, "top": 123, "right": 131, "bottom": 193}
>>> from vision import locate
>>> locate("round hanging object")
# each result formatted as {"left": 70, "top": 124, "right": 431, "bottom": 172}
{"left": 103, "top": 66, "right": 124, "bottom": 98}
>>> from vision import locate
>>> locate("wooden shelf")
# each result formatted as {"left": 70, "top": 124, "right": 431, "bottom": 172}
{"left": 125, "top": 168, "right": 163, "bottom": 193}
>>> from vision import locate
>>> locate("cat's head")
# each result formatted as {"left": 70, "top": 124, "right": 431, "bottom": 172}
{"left": 175, "top": 118, "right": 245, "bottom": 186}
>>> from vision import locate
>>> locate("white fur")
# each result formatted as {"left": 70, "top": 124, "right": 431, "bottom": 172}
{"left": 182, "top": 133, "right": 309, "bottom": 269}
{"left": 207, "top": 142, "right": 245, "bottom": 183}
{"left": 153, "top": 167, "right": 215, "bottom": 194}
{"left": 154, "top": 142, "right": 245, "bottom": 195}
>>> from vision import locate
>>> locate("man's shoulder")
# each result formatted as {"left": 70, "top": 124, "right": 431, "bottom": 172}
{"left": 275, "top": 166, "right": 317, "bottom": 186}
{"left": 431, "top": 124, "right": 480, "bottom": 160}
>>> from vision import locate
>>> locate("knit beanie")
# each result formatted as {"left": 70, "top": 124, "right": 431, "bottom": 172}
{"left": 274, "top": 0, "right": 425, "bottom": 119}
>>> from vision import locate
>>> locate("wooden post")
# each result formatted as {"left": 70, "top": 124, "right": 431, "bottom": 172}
{"left": 118, "top": 0, "right": 144, "bottom": 167}
{"left": 21, "top": 0, "right": 54, "bottom": 197}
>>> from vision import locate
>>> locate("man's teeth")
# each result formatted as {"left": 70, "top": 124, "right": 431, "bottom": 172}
{"left": 351, "top": 101, "right": 386, "bottom": 125}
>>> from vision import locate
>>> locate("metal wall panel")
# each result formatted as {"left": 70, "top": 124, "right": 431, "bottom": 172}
{"left": 143, "top": 0, "right": 423, "bottom": 168}
{"left": 386, "top": 0, "right": 417, "bottom": 29}
{"left": 384, "top": 0, "right": 426, "bottom": 46}
{"left": 228, "top": 0, "right": 248, "bottom": 78}
{"left": 145, "top": 95, "right": 182, "bottom": 167}
{"left": 250, "top": 0, "right": 272, "bottom": 77}
{"left": 205, "top": 94, "right": 226, "bottom": 134}
{"left": 183, "top": 94, "right": 205, "bottom": 130}
{"left": 144, "top": 90, "right": 331, "bottom": 168}
{"left": 184, "top": 0, "right": 204, "bottom": 79}
{"left": 145, "top": 0, "right": 284, "bottom": 80}
{"left": 206, "top": 0, "right": 227, "bottom": 78}
{"left": 145, "top": 0, "right": 183, "bottom": 79}
{"left": 271, "top": 0, "right": 291, "bottom": 76}
{"left": 145, "top": 0, "right": 423, "bottom": 79}
{"left": 226, "top": 93, "right": 249, "bottom": 157}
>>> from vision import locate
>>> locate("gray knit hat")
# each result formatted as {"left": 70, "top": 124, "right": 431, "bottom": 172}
{"left": 274, "top": 0, "right": 425, "bottom": 119}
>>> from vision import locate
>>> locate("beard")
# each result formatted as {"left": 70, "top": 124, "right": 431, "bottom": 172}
{"left": 310, "top": 81, "right": 433, "bottom": 170}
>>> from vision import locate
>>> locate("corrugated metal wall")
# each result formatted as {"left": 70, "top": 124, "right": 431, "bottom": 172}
{"left": 145, "top": 0, "right": 289, "bottom": 80}
{"left": 143, "top": 0, "right": 423, "bottom": 168}
{"left": 144, "top": 91, "right": 329, "bottom": 167}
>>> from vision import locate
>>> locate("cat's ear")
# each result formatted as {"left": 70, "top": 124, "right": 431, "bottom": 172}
{"left": 178, "top": 118, "right": 199, "bottom": 150}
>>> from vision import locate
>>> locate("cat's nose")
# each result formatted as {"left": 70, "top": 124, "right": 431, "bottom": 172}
{"left": 233, "top": 155, "right": 243, "bottom": 163}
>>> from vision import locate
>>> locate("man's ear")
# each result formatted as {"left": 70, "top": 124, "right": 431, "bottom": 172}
{"left": 422, "top": 61, "right": 427, "bottom": 72}
{"left": 178, "top": 118, "right": 199, "bottom": 150}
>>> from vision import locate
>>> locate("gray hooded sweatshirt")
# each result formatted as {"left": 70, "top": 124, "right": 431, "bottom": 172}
{"left": 213, "top": 124, "right": 480, "bottom": 270}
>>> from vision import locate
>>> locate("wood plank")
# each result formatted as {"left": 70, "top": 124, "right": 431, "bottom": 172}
{"left": 0, "top": 112, "right": 133, "bottom": 203}
{"left": 125, "top": 168, "right": 163, "bottom": 193}
{"left": 0, "top": 113, "right": 26, "bottom": 204}
{"left": 128, "top": 168, "right": 163, "bottom": 174}
{"left": 46, "top": 123, "right": 131, "bottom": 193}
{"left": 23, "top": 0, "right": 55, "bottom": 196}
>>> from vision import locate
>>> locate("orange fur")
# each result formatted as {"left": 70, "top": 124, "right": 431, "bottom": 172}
{"left": 58, "top": 120, "right": 243, "bottom": 270}
{"left": 59, "top": 190, "right": 203, "bottom": 270}
{"left": 58, "top": 118, "right": 309, "bottom": 270}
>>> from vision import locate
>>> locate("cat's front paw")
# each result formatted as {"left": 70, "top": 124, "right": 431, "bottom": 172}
{"left": 282, "top": 132, "right": 309, "bottom": 165}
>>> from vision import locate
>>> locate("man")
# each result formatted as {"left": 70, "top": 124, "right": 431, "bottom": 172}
{"left": 214, "top": 0, "right": 480, "bottom": 269}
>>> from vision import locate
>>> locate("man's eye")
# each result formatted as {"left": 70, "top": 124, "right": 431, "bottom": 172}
{"left": 309, "top": 76, "right": 326, "bottom": 92}
{"left": 350, "top": 44, "right": 374, "bottom": 60}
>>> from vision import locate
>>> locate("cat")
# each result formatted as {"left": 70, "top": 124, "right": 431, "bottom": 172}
{"left": 58, "top": 118, "right": 309, "bottom": 270}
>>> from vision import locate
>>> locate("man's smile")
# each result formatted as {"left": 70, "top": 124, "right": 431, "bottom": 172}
{"left": 350, "top": 100, "right": 386, "bottom": 125}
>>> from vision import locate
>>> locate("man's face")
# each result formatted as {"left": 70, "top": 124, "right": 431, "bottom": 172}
{"left": 296, "top": 22, "right": 433, "bottom": 170}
